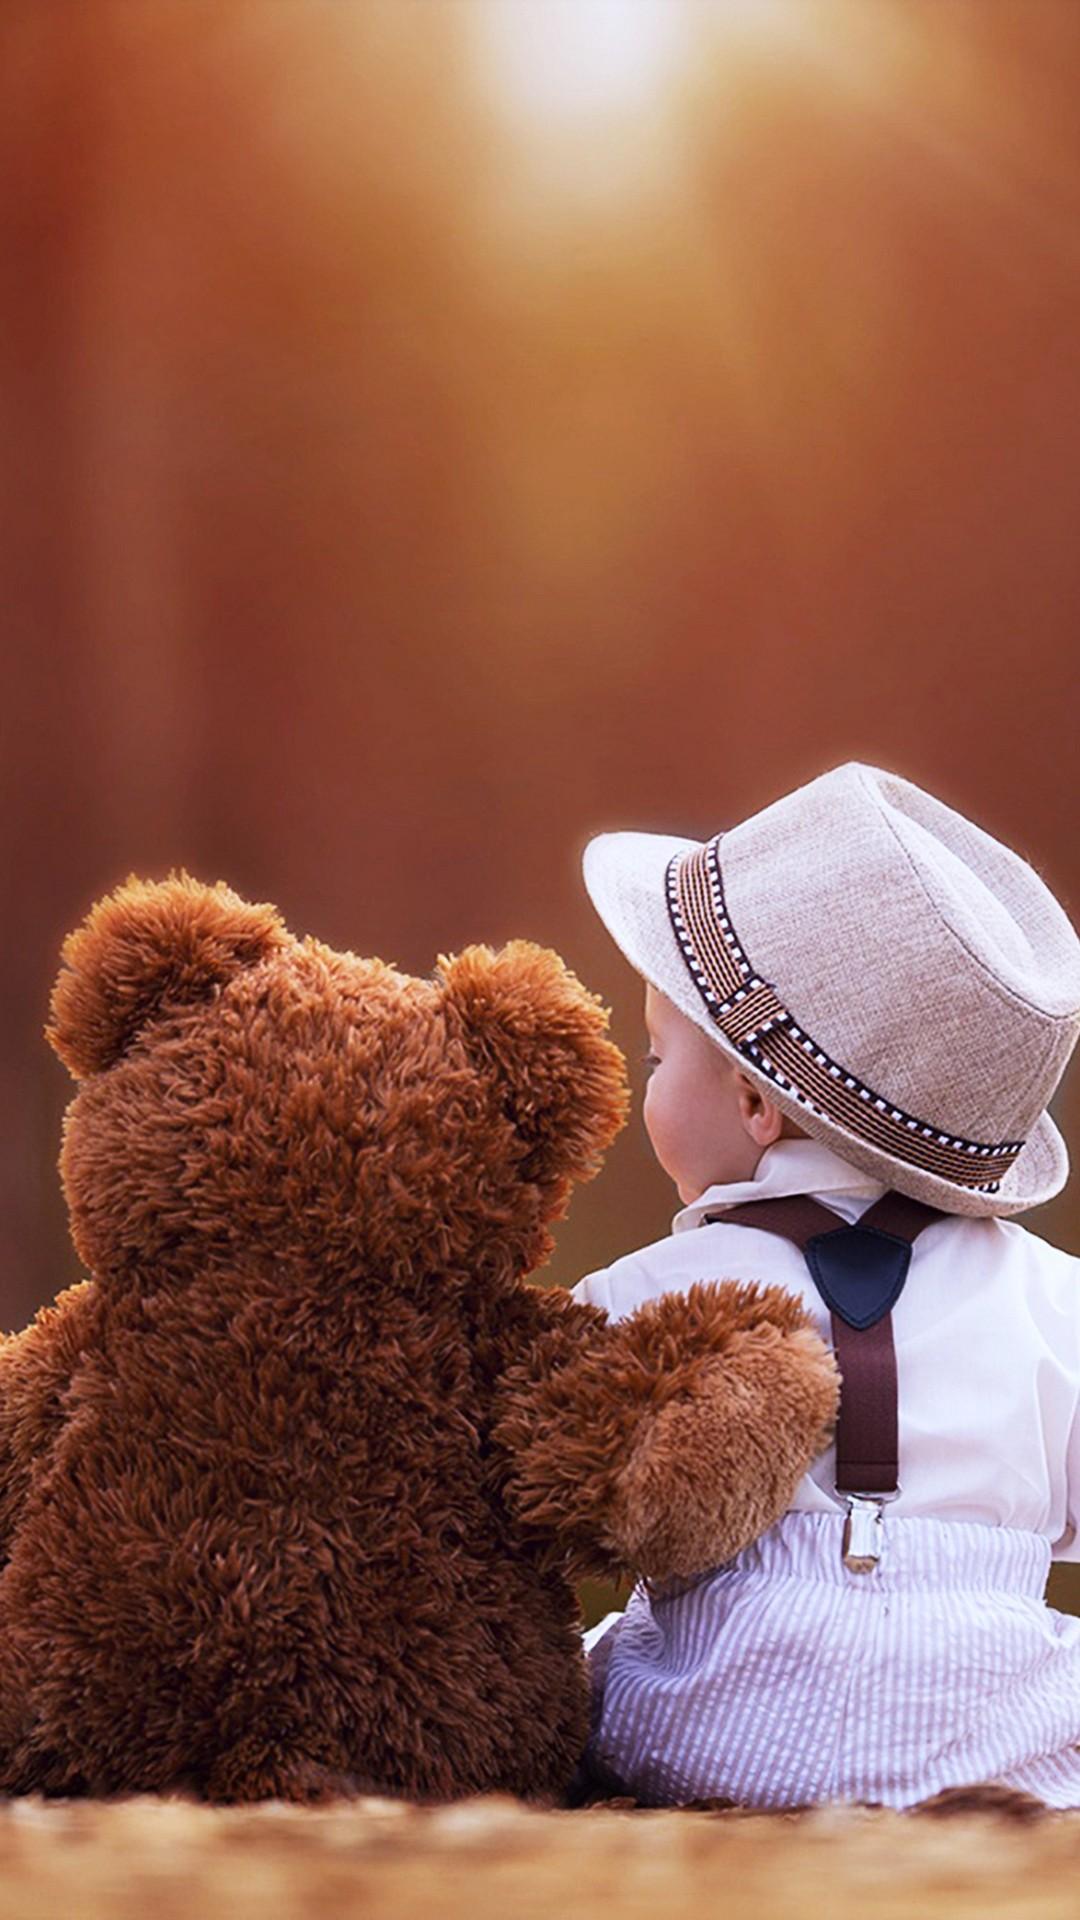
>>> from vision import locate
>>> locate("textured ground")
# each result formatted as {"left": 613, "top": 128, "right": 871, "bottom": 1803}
{"left": 0, "top": 1797, "right": 1079, "bottom": 1920}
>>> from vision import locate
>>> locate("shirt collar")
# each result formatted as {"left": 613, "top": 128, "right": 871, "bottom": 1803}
{"left": 672, "top": 1136, "right": 888, "bottom": 1235}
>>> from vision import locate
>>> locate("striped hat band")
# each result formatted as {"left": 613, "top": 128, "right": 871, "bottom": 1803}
{"left": 666, "top": 838, "right": 1025, "bottom": 1195}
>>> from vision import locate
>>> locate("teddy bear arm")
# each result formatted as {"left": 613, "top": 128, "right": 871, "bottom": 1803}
{"left": 492, "top": 1279, "right": 838, "bottom": 1583}
{"left": 488, "top": 1287, "right": 630, "bottom": 1582}
{"left": 0, "top": 1280, "right": 100, "bottom": 1555}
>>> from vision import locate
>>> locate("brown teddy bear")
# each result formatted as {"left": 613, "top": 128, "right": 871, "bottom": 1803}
{"left": 0, "top": 876, "right": 837, "bottom": 1803}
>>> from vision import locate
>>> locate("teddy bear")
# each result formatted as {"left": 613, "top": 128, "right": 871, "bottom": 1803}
{"left": 0, "top": 875, "right": 837, "bottom": 1803}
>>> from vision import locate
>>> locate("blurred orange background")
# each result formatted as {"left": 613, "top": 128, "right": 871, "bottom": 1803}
{"left": 3, "top": 0, "right": 1079, "bottom": 1346}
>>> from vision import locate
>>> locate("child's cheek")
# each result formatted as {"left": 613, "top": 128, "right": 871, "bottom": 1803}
{"left": 642, "top": 1078, "right": 674, "bottom": 1176}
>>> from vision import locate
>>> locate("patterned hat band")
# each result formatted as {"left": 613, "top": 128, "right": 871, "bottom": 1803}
{"left": 666, "top": 839, "right": 1025, "bottom": 1195}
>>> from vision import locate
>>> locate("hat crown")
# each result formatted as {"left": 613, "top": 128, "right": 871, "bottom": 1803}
{"left": 581, "top": 761, "right": 1080, "bottom": 1214}
{"left": 717, "top": 764, "right": 1080, "bottom": 1147}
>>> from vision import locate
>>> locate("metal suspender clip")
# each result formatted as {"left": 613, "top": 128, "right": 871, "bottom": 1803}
{"left": 841, "top": 1491, "right": 898, "bottom": 1574}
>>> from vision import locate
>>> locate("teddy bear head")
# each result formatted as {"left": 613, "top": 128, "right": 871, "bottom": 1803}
{"left": 46, "top": 876, "right": 628, "bottom": 1295}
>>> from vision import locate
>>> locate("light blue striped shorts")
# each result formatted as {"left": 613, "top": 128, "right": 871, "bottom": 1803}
{"left": 587, "top": 1512, "right": 1080, "bottom": 1809}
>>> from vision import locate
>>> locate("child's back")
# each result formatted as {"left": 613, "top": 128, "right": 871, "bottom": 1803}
{"left": 576, "top": 763, "right": 1080, "bottom": 1808}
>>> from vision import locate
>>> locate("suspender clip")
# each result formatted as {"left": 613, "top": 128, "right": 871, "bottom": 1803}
{"left": 841, "top": 1493, "right": 892, "bottom": 1573}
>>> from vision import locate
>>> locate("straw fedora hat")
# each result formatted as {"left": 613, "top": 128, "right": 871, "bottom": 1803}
{"left": 583, "top": 763, "right": 1080, "bottom": 1217}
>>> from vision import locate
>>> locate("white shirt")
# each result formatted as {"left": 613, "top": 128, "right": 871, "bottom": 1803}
{"left": 572, "top": 1137, "right": 1080, "bottom": 1559}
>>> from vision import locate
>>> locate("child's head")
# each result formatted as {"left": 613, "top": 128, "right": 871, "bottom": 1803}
{"left": 582, "top": 764, "right": 1080, "bottom": 1219}
{"left": 642, "top": 982, "right": 806, "bottom": 1202}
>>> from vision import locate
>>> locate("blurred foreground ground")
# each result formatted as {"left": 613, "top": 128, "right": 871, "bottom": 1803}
{"left": 1, "top": 1795, "right": 1079, "bottom": 1920}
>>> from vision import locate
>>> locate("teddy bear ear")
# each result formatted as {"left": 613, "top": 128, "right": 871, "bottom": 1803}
{"left": 438, "top": 942, "right": 629, "bottom": 1192}
{"left": 47, "top": 872, "right": 290, "bottom": 1079}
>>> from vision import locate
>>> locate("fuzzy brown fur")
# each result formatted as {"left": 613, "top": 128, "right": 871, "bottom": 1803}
{"left": 0, "top": 876, "right": 838, "bottom": 1803}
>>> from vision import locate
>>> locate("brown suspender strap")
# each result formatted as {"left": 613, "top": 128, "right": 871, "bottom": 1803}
{"left": 828, "top": 1316, "right": 899, "bottom": 1495}
{"left": 709, "top": 1190, "right": 943, "bottom": 1254}
{"left": 851, "top": 1192, "right": 948, "bottom": 1245}
{"left": 712, "top": 1196, "right": 844, "bottom": 1251}
{"left": 702, "top": 1192, "right": 944, "bottom": 1499}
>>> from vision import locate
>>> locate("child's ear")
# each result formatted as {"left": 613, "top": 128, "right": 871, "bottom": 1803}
{"left": 439, "top": 942, "right": 629, "bottom": 1190}
{"left": 47, "top": 873, "right": 289, "bottom": 1079}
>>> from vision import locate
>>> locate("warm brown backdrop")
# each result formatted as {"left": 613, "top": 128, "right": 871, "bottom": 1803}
{"left": 3, "top": 0, "right": 1078, "bottom": 1344}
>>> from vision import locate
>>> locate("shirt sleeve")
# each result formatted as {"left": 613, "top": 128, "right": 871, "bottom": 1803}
{"left": 571, "top": 1265, "right": 617, "bottom": 1315}
{"left": 1055, "top": 1394, "right": 1080, "bottom": 1562}
{"left": 1046, "top": 1247, "right": 1080, "bottom": 1562}
{"left": 570, "top": 1243, "right": 696, "bottom": 1321}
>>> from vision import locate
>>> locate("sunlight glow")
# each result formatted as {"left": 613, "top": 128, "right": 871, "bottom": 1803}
{"left": 477, "top": 0, "right": 692, "bottom": 127}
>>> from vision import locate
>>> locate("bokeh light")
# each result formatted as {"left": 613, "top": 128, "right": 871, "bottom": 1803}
{"left": 476, "top": 0, "right": 692, "bottom": 125}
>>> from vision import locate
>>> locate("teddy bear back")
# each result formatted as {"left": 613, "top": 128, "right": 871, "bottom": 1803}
{"left": 3, "top": 873, "right": 632, "bottom": 1798}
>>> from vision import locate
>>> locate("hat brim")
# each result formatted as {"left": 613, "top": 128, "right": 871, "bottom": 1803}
{"left": 583, "top": 829, "right": 1068, "bottom": 1219}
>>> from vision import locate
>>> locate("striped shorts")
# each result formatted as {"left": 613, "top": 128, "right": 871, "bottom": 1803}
{"left": 587, "top": 1512, "right": 1080, "bottom": 1809}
